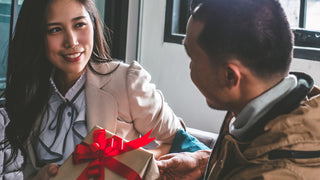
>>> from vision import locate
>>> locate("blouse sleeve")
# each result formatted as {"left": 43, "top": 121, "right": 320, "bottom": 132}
{"left": 125, "top": 61, "right": 185, "bottom": 144}
{"left": 0, "top": 108, "right": 23, "bottom": 179}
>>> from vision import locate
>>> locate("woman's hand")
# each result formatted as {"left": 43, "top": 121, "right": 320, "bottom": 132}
{"left": 156, "top": 150, "right": 210, "bottom": 180}
{"left": 27, "top": 163, "right": 58, "bottom": 180}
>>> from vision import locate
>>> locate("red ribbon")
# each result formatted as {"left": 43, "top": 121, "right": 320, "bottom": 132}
{"left": 73, "top": 129, "right": 156, "bottom": 180}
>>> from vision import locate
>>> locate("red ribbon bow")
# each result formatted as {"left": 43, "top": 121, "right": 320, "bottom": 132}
{"left": 73, "top": 129, "right": 156, "bottom": 180}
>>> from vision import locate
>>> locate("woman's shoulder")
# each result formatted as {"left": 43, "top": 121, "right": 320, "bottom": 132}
{"left": 88, "top": 60, "right": 137, "bottom": 74}
{"left": 114, "top": 60, "right": 145, "bottom": 72}
{"left": 107, "top": 60, "right": 151, "bottom": 80}
{"left": 87, "top": 60, "right": 151, "bottom": 89}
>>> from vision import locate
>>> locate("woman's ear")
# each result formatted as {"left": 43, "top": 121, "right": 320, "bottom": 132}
{"left": 225, "top": 63, "right": 241, "bottom": 88}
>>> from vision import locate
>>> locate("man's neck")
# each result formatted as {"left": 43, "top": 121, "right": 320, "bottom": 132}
{"left": 232, "top": 75, "right": 286, "bottom": 116}
{"left": 229, "top": 74, "right": 298, "bottom": 139}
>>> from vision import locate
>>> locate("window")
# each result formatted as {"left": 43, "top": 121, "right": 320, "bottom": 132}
{"left": 104, "top": 0, "right": 129, "bottom": 60}
{"left": 164, "top": 0, "right": 320, "bottom": 61}
{"left": 164, "top": 0, "right": 191, "bottom": 44}
{"left": 281, "top": 0, "right": 320, "bottom": 60}
{"left": 0, "top": 0, "right": 23, "bottom": 91}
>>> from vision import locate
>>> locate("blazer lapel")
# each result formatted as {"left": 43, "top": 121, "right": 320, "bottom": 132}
{"left": 85, "top": 63, "right": 119, "bottom": 133}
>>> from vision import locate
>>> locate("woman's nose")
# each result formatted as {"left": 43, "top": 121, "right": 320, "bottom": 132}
{"left": 64, "top": 30, "right": 79, "bottom": 48}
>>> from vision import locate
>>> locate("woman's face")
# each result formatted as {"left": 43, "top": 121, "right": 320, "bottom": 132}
{"left": 45, "top": 0, "right": 94, "bottom": 80}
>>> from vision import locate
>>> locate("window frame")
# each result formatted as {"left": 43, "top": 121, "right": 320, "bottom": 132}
{"left": 164, "top": 0, "right": 320, "bottom": 62}
{"left": 164, "top": 0, "right": 187, "bottom": 44}
{"left": 104, "top": 0, "right": 129, "bottom": 60}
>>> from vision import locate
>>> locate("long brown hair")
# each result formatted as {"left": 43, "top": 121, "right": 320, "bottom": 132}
{"left": 2, "top": 0, "right": 112, "bottom": 165}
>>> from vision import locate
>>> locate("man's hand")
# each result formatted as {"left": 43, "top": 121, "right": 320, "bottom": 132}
{"left": 27, "top": 163, "right": 58, "bottom": 180}
{"left": 157, "top": 150, "right": 211, "bottom": 180}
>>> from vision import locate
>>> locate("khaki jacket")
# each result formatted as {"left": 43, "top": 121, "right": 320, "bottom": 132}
{"left": 206, "top": 84, "right": 320, "bottom": 180}
{"left": 23, "top": 61, "right": 183, "bottom": 177}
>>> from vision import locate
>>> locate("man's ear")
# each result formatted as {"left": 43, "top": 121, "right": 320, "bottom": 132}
{"left": 225, "top": 64, "right": 241, "bottom": 87}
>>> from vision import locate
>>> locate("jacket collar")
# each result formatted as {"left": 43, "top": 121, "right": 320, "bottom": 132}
{"left": 238, "top": 72, "right": 314, "bottom": 142}
{"left": 229, "top": 74, "right": 298, "bottom": 139}
{"left": 85, "top": 61, "right": 120, "bottom": 133}
{"left": 240, "top": 73, "right": 320, "bottom": 160}
{"left": 86, "top": 62, "right": 120, "bottom": 88}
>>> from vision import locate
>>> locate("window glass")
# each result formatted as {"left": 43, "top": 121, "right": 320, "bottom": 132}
{"left": 168, "top": 0, "right": 320, "bottom": 35}
{"left": 165, "top": 0, "right": 320, "bottom": 61}
{"left": 172, "top": 0, "right": 190, "bottom": 35}
{"left": 306, "top": 0, "right": 320, "bottom": 31}
{"left": 95, "top": 0, "right": 105, "bottom": 21}
{"left": 0, "top": 0, "right": 11, "bottom": 83}
{"left": 279, "top": 0, "right": 300, "bottom": 28}
{"left": 0, "top": 0, "right": 23, "bottom": 89}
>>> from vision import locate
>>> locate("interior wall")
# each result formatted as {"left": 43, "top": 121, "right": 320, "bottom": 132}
{"left": 136, "top": 0, "right": 320, "bottom": 133}
{"left": 137, "top": 0, "right": 225, "bottom": 133}
{"left": 290, "top": 58, "right": 320, "bottom": 85}
{"left": 125, "top": 0, "right": 139, "bottom": 63}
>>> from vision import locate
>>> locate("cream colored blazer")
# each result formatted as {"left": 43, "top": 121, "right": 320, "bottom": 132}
{"left": 24, "top": 61, "right": 183, "bottom": 177}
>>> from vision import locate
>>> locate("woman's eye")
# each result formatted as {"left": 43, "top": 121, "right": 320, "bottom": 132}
{"left": 47, "top": 27, "right": 61, "bottom": 34}
{"left": 75, "top": 22, "right": 86, "bottom": 28}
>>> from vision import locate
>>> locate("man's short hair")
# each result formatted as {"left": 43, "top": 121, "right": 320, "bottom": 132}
{"left": 192, "top": 0, "right": 293, "bottom": 78}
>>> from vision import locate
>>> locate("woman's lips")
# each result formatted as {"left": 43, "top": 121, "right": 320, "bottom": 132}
{"left": 64, "top": 52, "right": 83, "bottom": 62}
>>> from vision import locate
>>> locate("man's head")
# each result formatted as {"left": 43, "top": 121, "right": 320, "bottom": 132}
{"left": 184, "top": 0, "right": 293, "bottom": 114}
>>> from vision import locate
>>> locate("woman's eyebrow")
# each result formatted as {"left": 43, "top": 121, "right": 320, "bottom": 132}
{"left": 46, "top": 16, "right": 87, "bottom": 26}
{"left": 72, "top": 15, "right": 87, "bottom": 21}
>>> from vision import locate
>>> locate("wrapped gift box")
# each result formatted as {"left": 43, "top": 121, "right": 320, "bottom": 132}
{"left": 50, "top": 125, "right": 160, "bottom": 180}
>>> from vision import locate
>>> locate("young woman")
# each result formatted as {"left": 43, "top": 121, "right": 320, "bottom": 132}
{"left": 0, "top": 0, "right": 199, "bottom": 178}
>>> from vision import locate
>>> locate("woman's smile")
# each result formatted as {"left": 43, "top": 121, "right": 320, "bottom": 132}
{"left": 63, "top": 52, "right": 83, "bottom": 62}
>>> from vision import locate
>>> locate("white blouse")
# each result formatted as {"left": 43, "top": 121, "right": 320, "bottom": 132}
{"left": 36, "top": 71, "right": 88, "bottom": 165}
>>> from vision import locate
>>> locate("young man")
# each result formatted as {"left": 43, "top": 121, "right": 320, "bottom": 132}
{"left": 157, "top": 0, "right": 320, "bottom": 179}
